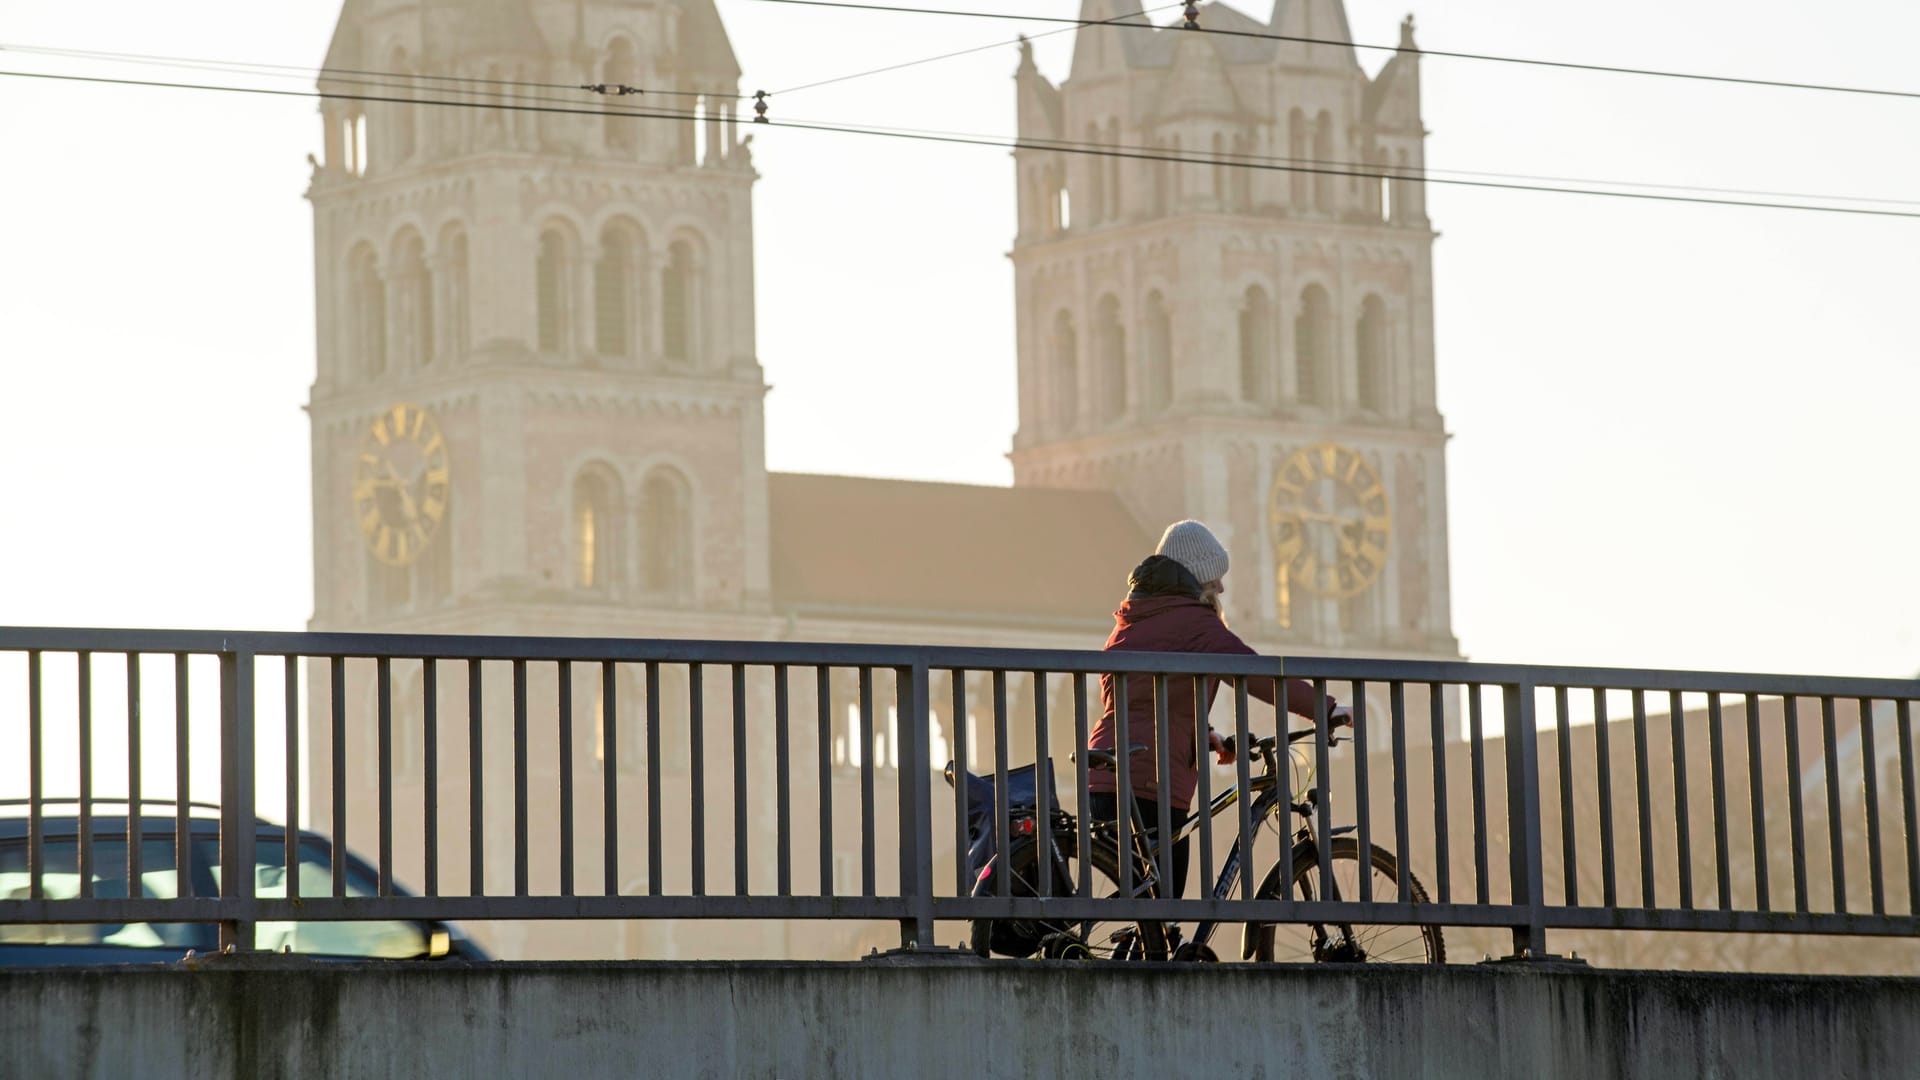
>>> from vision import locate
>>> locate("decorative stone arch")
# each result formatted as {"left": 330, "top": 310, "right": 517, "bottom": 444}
{"left": 345, "top": 241, "right": 386, "bottom": 379}
{"left": 600, "top": 35, "right": 642, "bottom": 152}
{"left": 570, "top": 459, "right": 627, "bottom": 592}
{"left": 433, "top": 219, "right": 472, "bottom": 362}
{"left": 592, "top": 215, "right": 652, "bottom": 363}
{"left": 1355, "top": 292, "right": 1393, "bottom": 415}
{"left": 387, "top": 226, "right": 434, "bottom": 369}
{"left": 1312, "top": 110, "right": 1335, "bottom": 213}
{"left": 1049, "top": 307, "right": 1079, "bottom": 434}
{"left": 660, "top": 227, "right": 710, "bottom": 369}
{"left": 531, "top": 214, "right": 586, "bottom": 355}
{"left": 384, "top": 44, "right": 417, "bottom": 165}
{"left": 635, "top": 461, "right": 697, "bottom": 601}
{"left": 1092, "top": 292, "right": 1128, "bottom": 424}
{"left": 1234, "top": 279, "right": 1277, "bottom": 406}
{"left": 1139, "top": 283, "right": 1174, "bottom": 413}
{"left": 1293, "top": 280, "right": 1336, "bottom": 409}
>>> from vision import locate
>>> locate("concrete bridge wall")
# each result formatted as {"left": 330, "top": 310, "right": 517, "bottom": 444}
{"left": 4, "top": 957, "right": 1914, "bottom": 1079}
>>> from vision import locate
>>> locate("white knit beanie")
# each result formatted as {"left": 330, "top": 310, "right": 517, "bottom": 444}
{"left": 1155, "top": 520, "right": 1229, "bottom": 585}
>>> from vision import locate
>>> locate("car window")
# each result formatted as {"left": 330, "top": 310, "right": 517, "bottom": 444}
{"left": 0, "top": 831, "right": 431, "bottom": 958}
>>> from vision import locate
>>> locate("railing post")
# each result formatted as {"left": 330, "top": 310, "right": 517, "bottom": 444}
{"left": 895, "top": 660, "right": 935, "bottom": 948}
{"left": 218, "top": 647, "right": 257, "bottom": 952}
{"left": 1502, "top": 681, "right": 1548, "bottom": 959}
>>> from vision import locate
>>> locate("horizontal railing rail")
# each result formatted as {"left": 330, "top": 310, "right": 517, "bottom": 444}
{"left": 0, "top": 625, "right": 1915, "bottom": 961}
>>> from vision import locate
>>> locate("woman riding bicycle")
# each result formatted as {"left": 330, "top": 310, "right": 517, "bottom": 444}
{"left": 1090, "top": 519, "right": 1351, "bottom": 897}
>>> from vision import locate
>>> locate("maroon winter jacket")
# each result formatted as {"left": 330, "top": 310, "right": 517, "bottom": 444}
{"left": 1088, "top": 595, "right": 1330, "bottom": 811}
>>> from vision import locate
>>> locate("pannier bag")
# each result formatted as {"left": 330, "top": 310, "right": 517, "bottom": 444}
{"left": 944, "top": 759, "right": 1076, "bottom": 958}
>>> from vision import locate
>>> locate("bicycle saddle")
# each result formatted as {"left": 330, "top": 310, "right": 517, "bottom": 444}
{"left": 1072, "top": 744, "right": 1149, "bottom": 772}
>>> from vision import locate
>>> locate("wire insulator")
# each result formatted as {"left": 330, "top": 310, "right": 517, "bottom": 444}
{"left": 1182, "top": 1, "right": 1199, "bottom": 30}
{"left": 753, "top": 89, "right": 770, "bottom": 123}
{"left": 581, "top": 82, "right": 642, "bottom": 96}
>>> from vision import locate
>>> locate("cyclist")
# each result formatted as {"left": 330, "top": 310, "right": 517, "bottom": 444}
{"left": 1088, "top": 519, "right": 1351, "bottom": 897}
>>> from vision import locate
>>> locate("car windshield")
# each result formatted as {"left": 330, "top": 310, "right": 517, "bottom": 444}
{"left": 0, "top": 831, "right": 431, "bottom": 958}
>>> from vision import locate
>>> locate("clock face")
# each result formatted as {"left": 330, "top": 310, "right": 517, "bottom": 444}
{"left": 1269, "top": 442, "right": 1390, "bottom": 601}
{"left": 352, "top": 402, "right": 449, "bottom": 567}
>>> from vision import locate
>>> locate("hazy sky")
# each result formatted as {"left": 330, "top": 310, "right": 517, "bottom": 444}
{"left": 2, "top": 0, "right": 1917, "bottom": 682}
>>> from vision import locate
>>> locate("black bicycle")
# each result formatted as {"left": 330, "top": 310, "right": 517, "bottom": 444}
{"left": 951, "top": 725, "right": 1444, "bottom": 964}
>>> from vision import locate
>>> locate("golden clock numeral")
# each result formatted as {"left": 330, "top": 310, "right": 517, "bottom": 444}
{"left": 424, "top": 466, "right": 450, "bottom": 486}
{"left": 422, "top": 495, "right": 447, "bottom": 522}
{"left": 1343, "top": 454, "right": 1363, "bottom": 484}
{"left": 420, "top": 433, "right": 445, "bottom": 458}
{"left": 1317, "top": 445, "right": 1338, "bottom": 475}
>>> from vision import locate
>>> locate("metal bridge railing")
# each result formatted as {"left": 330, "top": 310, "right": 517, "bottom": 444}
{"left": 0, "top": 626, "right": 1915, "bottom": 958}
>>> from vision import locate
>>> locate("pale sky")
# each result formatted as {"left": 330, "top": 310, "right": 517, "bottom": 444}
{"left": 2, "top": 0, "right": 1918, "bottom": 688}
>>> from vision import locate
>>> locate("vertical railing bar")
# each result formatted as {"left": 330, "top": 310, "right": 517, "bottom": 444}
{"left": 1743, "top": 692, "right": 1768, "bottom": 912}
{"left": 558, "top": 659, "right": 575, "bottom": 899}
{"left": 1631, "top": 688, "right": 1654, "bottom": 908}
{"left": 898, "top": 660, "right": 934, "bottom": 946}
{"left": 1468, "top": 684, "right": 1489, "bottom": 905}
{"left": 1429, "top": 684, "right": 1450, "bottom": 904}
{"left": 285, "top": 656, "right": 301, "bottom": 901}
{"left": 1073, "top": 674, "right": 1092, "bottom": 899}
{"left": 1783, "top": 695, "right": 1808, "bottom": 914}
{"left": 1276, "top": 688, "right": 1293, "bottom": 901}
{"left": 1192, "top": 674, "right": 1212, "bottom": 899}
{"left": 1352, "top": 680, "right": 1373, "bottom": 903}
{"left": 733, "top": 663, "right": 749, "bottom": 897}
{"left": 857, "top": 666, "right": 876, "bottom": 898}
{"left": 1033, "top": 672, "right": 1052, "bottom": 899}
{"left": 1670, "top": 689, "right": 1694, "bottom": 910}
{"left": 1893, "top": 697, "right": 1920, "bottom": 917}
{"left": 468, "top": 659, "right": 484, "bottom": 898}
{"left": 422, "top": 658, "right": 438, "bottom": 897}
{"left": 1233, "top": 678, "right": 1253, "bottom": 901}
{"left": 1707, "top": 691, "right": 1731, "bottom": 911}
{"left": 602, "top": 661, "right": 618, "bottom": 898}
{"left": 1592, "top": 687, "right": 1616, "bottom": 909}
{"left": 1821, "top": 695, "right": 1846, "bottom": 913}
{"left": 174, "top": 653, "right": 192, "bottom": 900}
{"left": 1114, "top": 674, "right": 1131, "bottom": 898}
{"left": 647, "top": 661, "right": 663, "bottom": 896}
{"left": 1390, "top": 681, "right": 1410, "bottom": 898}
{"left": 1313, "top": 678, "right": 1333, "bottom": 904}
{"left": 1899, "top": 700, "right": 1919, "bottom": 917}
{"left": 217, "top": 649, "right": 257, "bottom": 952}
{"left": 1554, "top": 686, "right": 1576, "bottom": 907}
{"left": 126, "top": 652, "right": 143, "bottom": 895}
{"left": 690, "top": 664, "right": 707, "bottom": 897}
{"left": 512, "top": 658, "right": 529, "bottom": 898}
{"left": 1859, "top": 698, "right": 1885, "bottom": 916}
{"left": 376, "top": 656, "right": 393, "bottom": 897}
{"left": 774, "top": 664, "right": 792, "bottom": 897}
{"left": 331, "top": 657, "right": 347, "bottom": 900}
{"left": 992, "top": 670, "right": 1010, "bottom": 899}
{"left": 816, "top": 666, "right": 832, "bottom": 897}
{"left": 1153, "top": 674, "right": 1174, "bottom": 892}
{"left": 1502, "top": 681, "right": 1548, "bottom": 958}
{"left": 953, "top": 671, "right": 972, "bottom": 896}
{"left": 28, "top": 650, "right": 44, "bottom": 900}
{"left": 77, "top": 651, "right": 93, "bottom": 899}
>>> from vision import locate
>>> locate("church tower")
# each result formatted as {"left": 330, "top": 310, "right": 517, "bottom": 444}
{"left": 1010, "top": 1, "right": 1457, "bottom": 659}
{"left": 307, "top": 0, "right": 768, "bottom": 636}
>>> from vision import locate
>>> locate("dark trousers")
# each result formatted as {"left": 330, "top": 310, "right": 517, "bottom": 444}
{"left": 1087, "top": 793, "right": 1191, "bottom": 898}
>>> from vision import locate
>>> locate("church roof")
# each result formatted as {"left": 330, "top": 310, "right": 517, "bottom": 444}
{"left": 672, "top": 0, "right": 744, "bottom": 82}
{"left": 768, "top": 473, "right": 1155, "bottom": 626}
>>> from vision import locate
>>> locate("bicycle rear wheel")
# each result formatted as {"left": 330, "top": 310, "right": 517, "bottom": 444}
{"left": 1241, "top": 838, "right": 1444, "bottom": 964}
{"left": 1068, "top": 842, "right": 1170, "bottom": 962}
{"left": 966, "top": 840, "right": 1168, "bottom": 961}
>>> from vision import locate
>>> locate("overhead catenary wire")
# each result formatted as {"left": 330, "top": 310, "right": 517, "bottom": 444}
{"left": 749, "top": 0, "right": 1920, "bottom": 102}
{"left": 9, "top": 40, "right": 1919, "bottom": 209}
{"left": 5, "top": 66, "right": 1919, "bottom": 221}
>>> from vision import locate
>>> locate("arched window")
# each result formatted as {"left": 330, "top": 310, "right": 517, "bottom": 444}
{"left": 536, "top": 228, "right": 569, "bottom": 353}
{"left": 1143, "top": 290, "right": 1172, "bottom": 412}
{"left": 1094, "top": 295, "right": 1127, "bottom": 423}
{"left": 1295, "top": 284, "right": 1333, "bottom": 407}
{"left": 1357, "top": 295, "right": 1390, "bottom": 413}
{"left": 639, "top": 466, "right": 693, "bottom": 596}
{"left": 1050, "top": 310, "right": 1078, "bottom": 432}
{"left": 392, "top": 230, "right": 433, "bottom": 367}
{"left": 348, "top": 244, "right": 386, "bottom": 377}
{"left": 1230, "top": 133, "right": 1252, "bottom": 210}
{"left": 603, "top": 38, "right": 639, "bottom": 151}
{"left": 573, "top": 467, "right": 622, "bottom": 590}
{"left": 1151, "top": 137, "right": 1171, "bottom": 216}
{"left": 1288, "top": 109, "right": 1309, "bottom": 208}
{"left": 441, "top": 225, "right": 471, "bottom": 361}
{"left": 388, "top": 48, "right": 416, "bottom": 164}
{"left": 583, "top": 663, "right": 646, "bottom": 774}
{"left": 1238, "top": 286, "right": 1272, "bottom": 404}
{"left": 595, "top": 226, "right": 634, "bottom": 358}
{"left": 1313, "top": 111, "right": 1334, "bottom": 213}
{"left": 662, "top": 240, "right": 697, "bottom": 365}
{"left": 1105, "top": 118, "right": 1122, "bottom": 220}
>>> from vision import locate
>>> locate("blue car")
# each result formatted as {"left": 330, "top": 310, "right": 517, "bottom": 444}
{"left": 0, "top": 800, "right": 486, "bottom": 964}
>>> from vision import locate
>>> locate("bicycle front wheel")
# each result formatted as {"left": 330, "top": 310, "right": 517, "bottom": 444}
{"left": 1241, "top": 838, "right": 1445, "bottom": 964}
